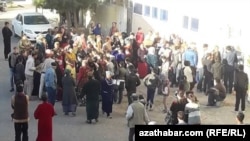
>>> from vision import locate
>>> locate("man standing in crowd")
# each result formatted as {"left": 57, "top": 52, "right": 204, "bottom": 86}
{"left": 125, "top": 65, "right": 141, "bottom": 105}
{"left": 34, "top": 94, "right": 55, "bottom": 141}
{"left": 2, "top": 21, "right": 13, "bottom": 60}
{"left": 8, "top": 47, "right": 19, "bottom": 92}
{"left": 183, "top": 42, "right": 198, "bottom": 83}
{"left": 39, "top": 49, "right": 55, "bottom": 99}
{"left": 126, "top": 93, "right": 149, "bottom": 141}
{"left": 234, "top": 65, "right": 248, "bottom": 112}
{"left": 109, "top": 22, "right": 119, "bottom": 36}
{"left": 223, "top": 46, "right": 237, "bottom": 94}
{"left": 45, "top": 62, "right": 57, "bottom": 107}
{"left": 24, "top": 50, "right": 37, "bottom": 98}
{"left": 11, "top": 84, "right": 29, "bottom": 141}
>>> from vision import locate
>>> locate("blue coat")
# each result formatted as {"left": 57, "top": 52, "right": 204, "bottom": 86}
{"left": 183, "top": 48, "right": 198, "bottom": 67}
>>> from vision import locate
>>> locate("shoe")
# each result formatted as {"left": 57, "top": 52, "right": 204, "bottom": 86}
{"left": 10, "top": 88, "right": 14, "bottom": 92}
{"left": 86, "top": 120, "right": 92, "bottom": 124}
{"left": 107, "top": 116, "right": 112, "bottom": 119}
{"left": 64, "top": 112, "right": 69, "bottom": 115}
{"left": 149, "top": 105, "right": 153, "bottom": 111}
{"left": 206, "top": 104, "right": 215, "bottom": 106}
{"left": 72, "top": 112, "right": 76, "bottom": 116}
{"left": 95, "top": 119, "right": 98, "bottom": 122}
{"left": 162, "top": 109, "right": 167, "bottom": 113}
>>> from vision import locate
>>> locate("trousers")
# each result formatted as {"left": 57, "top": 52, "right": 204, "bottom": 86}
{"left": 38, "top": 73, "right": 45, "bottom": 98}
{"left": 14, "top": 122, "right": 28, "bottom": 141}
{"left": 24, "top": 75, "right": 33, "bottom": 96}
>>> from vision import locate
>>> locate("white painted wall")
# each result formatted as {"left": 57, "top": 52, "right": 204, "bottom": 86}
{"left": 131, "top": 0, "right": 250, "bottom": 48}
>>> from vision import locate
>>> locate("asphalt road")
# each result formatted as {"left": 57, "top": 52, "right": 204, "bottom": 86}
{"left": 0, "top": 6, "right": 250, "bottom": 141}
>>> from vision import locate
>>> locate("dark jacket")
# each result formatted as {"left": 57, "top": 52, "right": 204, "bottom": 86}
{"left": 14, "top": 63, "right": 25, "bottom": 83}
{"left": 234, "top": 71, "right": 248, "bottom": 91}
{"left": 82, "top": 78, "right": 101, "bottom": 101}
{"left": 125, "top": 72, "right": 141, "bottom": 93}
{"left": 8, "top": 53, "right": 19, "bottom": 68}
{"left": 2, "top": 26, "right": 12, "bottom": 40}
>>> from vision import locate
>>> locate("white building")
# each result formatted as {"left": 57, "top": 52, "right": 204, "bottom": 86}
{"left": 131, "top": 0, "right": 250, "bottom": 50}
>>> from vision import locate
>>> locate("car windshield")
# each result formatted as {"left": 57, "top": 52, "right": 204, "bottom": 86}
{"left": 24, "top": 15, "right": 49, "bottom": 25}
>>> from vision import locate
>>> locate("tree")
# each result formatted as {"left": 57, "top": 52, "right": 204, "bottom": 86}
{"left": 43, "top": 0, "right": 98, "bottom": 28}
{"left": 33, "top": 0, "right": 46, "bottom": 12}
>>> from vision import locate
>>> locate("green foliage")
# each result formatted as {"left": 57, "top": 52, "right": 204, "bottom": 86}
{"left": 43, "top": 0, "right": 98, "bottom": 11}
{"left": 33, "top": 0, "right": 46, "bottom": 8}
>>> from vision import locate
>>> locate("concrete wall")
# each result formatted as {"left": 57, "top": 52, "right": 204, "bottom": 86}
{"left": 94, "top": 4, "right": 127, "bottom": 36}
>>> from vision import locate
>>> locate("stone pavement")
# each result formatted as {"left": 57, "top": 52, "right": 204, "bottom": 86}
{"left": 0, "top": 7, "right": 250, "bottom": 141}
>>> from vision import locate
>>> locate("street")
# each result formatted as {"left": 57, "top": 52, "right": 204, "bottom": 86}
{"left": 0, "top": 6, "right": 250, "bottom": 141}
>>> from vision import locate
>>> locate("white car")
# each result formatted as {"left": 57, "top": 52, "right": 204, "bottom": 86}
{"left": 12, "top": 12, "right": 52, "bottom": 41}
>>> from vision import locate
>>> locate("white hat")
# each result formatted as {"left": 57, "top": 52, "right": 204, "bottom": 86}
{"left": 45, "top": 49, "right": 52, "bottom": 54}
{"left": 105, "top": 71, "right": 112, "bottom": 77}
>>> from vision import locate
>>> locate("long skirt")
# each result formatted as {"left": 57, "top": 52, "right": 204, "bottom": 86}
{"left": 63, "top": 104, "right": 77, "bottom": 113}
{"left": 32, "top": 72, "right": 41, "bottom": 96}
{"left": 86, "top": 101, "right": 99, "bottom": 120}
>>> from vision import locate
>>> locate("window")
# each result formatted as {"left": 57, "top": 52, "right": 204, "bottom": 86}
{"left": 24, "top": 15, "right": 49, "bottom": 25}
{"left": 160, "top": 9, "right": 168, "bottom": 21}
{"left": 16, "top": 15, "right": 20, "bottom": 20}
{"left": 152, "top": 7, "right": 158, "bottom": 18}
{"left": 183, "top": 16, "right": 189, "bottom": 29}
{"left": 191, "top": 18, "right": 199, "bottom": 32}
{"left": 134, "top": 3, "right": 142, "bottom": 15}
{"left": 144, "top": 5, "right": 150, "bottom": 16}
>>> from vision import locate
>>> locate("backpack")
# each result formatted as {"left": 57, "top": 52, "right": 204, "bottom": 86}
{"left": 179, "top": 67, "right": 186, "bottom": 81}
{"left": 144, "top": 74, "right": 158, "bottom": 88}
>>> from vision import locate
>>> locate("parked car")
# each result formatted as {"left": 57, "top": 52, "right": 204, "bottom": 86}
{"left": 12, "top": 12, "right": 52, "bottom": 41}
{"left": 0, "top": 1, "right": 7, "bottom": 12}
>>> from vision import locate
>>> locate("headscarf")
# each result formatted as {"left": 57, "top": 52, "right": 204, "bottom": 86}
{"left": 64, "top": 69, "right": 71, "bottom": 76}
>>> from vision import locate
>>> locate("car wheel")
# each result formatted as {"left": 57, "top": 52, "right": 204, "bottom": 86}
{"left": 12, "top": 26, "right": 18, "bottom": 37}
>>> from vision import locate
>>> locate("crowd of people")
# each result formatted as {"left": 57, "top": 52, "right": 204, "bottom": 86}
{"left": 2, "top": 19, "right": 249, "bottom": 141}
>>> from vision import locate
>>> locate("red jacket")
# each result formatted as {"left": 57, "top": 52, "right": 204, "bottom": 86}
{"left": 136, "top": 32, "right": 144, "bottom": 45}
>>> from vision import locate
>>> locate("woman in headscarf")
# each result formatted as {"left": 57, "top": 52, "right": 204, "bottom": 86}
{"left": 65, "top": 48, "right": 77, "bottom": 80}
{"left": 82, "top": 71, "right": 101, "bottom": 124}
{"left": 59, "top": 27, "right": 69, "bottom": 48}
{"left": 185, "top": 91, "right": 201, "bottom": 125}
{"left": 101, "top": 71, "right": 114, "bottom": 118}
{"left": 169, "top": 88, "right": 188, "bottom": 124}
{"left": 77, "top": 59, "right": 91, "bottom": 89}
{"left": 62, "top": 69, "right": 78, "bottom": 116}
{"left": 93, "top": 23, "right": 102, "bottom": 36}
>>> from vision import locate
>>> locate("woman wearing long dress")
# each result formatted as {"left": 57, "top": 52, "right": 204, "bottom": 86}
{"left": 82, "top": 72, "right": 101, "bottom": 124}
{"left": 101, "top": 71, "right": 114, "bottom": 118}
{"left": 62, "top": 69, "right": 78, "bottom": 116}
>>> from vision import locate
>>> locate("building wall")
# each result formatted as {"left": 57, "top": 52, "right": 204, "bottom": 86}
{"left": 131, "top": 0, "right": 250, "bottom": 47}
{"left": 94, "top": 4, "right": 127, "bottom": 36}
